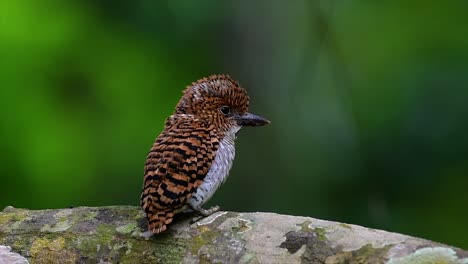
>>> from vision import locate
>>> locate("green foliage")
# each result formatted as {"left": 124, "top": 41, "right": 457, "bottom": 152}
{"left": 1, "top": 0, "right": 467, "bottom": 249}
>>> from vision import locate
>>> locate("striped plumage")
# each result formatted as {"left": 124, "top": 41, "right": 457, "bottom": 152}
{"left": 141, "top": 75, "right": 269, "bottom": 235}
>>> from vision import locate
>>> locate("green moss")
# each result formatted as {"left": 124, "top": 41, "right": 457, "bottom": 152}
{"left": 119, "top": 247, "right": 157, "bottom": 264}
{"left": 313, "top": 227, "right": 327, "bottom": 241}
{"left": 116, "top": 222, "right": 138, "bottom": 234}
{"left": 154, "top": 240, "right": 185, "bottom": 264}
{"left": 0, "top": 211, "right": 28, "bottom": 228}
{"left": 74, "top": 224, "right": 116, "bottom": 259}
{"left": 1, "top": 207, "right": 189, "bottom": 263}
{"left": 71, "top": 210, "right": 98, "bottom": 223}
{"left": 231, "top": 219, "right": 251, "bottom": 234}
{"left": 104, "top": 206, "right": 142, "bottom": 221}
{"left": 191, "top": 226, "right": 221, "bottom": 255}
{"left": 0, "top": 214, "right": 9, "bottom": 226}
{"left": 0, "top": 215, "right": 17, "bottom": 232}
{"left": 112, "top": 240, "right": 132, "bottom": 253}
{"left": 355, "top": 244, "right": 392, "bottom": 262}
{"left": 326, "top": 244, "right": 392, "bottom": 264}
{"left": 12, "top": 235, "right": 36, "bottom": 250}
{"left": 119, "top": 237, "right": 185, "bottom": 264}
{"left": 29, "top": 236, "right": 77, "bottom": 263}
{"left": 132, "top": 211, "right": 145, "bottom": 220}
{"left": 97, "top": 224, "right": 117, "bottom": 236}
{"left": 339, "top": 223, "right": 352, "bottom": 229}
{"left": 387, "top": 247, "right": 468, "bottom": 264}
{"left": 298, "top": 221, "right": 313, "bottom": 232}
{"left": 0, "top": 211, "right": 29, "bottom": 234}
{"left": 31, "top": 237, "right": 66, "bottom": 256}
{"left": 40, "top": 219, "right": 72, "bottom": 232}
{"left": 72, "top": 222, "right": 187, "bottom": 263}
{"left": 0, "top": 213, "right": 13, "bottom": 223}
{"left": 34, "top": 250, "right": 77, "bottom": 264}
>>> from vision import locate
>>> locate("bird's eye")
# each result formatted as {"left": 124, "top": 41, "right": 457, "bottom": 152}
{"left": 219, "top": 106, "right": 230, "bottom": 115}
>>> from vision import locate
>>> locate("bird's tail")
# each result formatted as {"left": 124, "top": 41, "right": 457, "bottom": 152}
{"left": 147, "top": 209, "right": 175, "bottom": 234}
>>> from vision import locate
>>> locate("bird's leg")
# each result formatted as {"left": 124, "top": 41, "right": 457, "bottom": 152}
{"left": 194, "top": 205, "right": 221, "bottom": 216}
{"left": 189, "top": 205, "right": 221, "bottom": 223}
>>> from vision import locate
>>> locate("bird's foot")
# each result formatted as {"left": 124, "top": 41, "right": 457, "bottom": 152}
{"left": 189, "top": 205, "right": 221, "bottom": 223}
{"left": 198, "top": 205, "right": 221, "bottom": 216}
{"left": 140, "top": 230, "right": 154, "bottom": 239}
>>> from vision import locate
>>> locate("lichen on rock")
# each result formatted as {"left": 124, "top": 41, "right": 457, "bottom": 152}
{"left": 0, "top": 206, "right": 467, "bottom": 263}
{"left": 387, "top": 247, "right": 468, "bottom": 264}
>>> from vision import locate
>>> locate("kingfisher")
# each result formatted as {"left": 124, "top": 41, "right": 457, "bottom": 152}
{"left": 141, "top": 75, "right": 269, "bottom": 235}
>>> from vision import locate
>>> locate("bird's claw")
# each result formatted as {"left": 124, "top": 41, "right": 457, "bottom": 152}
{"left": 190, "top": 215, "right": 203, "bottom": 224}
{"left": 190, "top": 205, "right": 221, "bottom": 224}
{"left": 199, "top": 205, "right": 220, "bottom": 216}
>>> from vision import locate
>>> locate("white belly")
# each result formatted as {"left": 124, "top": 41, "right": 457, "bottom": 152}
{"left": 189, "top": 126, "right": 240, "bottom": 207}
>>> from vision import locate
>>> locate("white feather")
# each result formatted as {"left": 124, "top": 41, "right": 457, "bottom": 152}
{"left": 188, "top": 125, "right": 241, "bottom": 207}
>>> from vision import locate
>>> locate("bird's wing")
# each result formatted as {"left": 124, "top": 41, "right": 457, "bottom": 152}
{"left": 141, "top": 120, "right": 219, "bottom": 233}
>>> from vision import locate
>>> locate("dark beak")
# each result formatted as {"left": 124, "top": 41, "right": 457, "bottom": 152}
{"left": 235, "top": 112, "right": 270, "bottom": 127}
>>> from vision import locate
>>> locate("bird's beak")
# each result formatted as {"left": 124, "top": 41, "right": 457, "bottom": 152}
{"left": 235, "top": 112, "right": 270, "bottom": 127}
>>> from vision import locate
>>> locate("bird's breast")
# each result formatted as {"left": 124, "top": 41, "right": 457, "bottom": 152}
{"left": 188, "top": 126, "right": 241, "bottom": 207}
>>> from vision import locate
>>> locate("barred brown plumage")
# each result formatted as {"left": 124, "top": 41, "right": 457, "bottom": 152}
{"left": 141, "top": 75, "right": 269, "bottom": 235}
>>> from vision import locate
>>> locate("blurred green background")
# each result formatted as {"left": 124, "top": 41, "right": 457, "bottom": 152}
{"left": 1, "top": 0, "right": 467, "bottom": 249}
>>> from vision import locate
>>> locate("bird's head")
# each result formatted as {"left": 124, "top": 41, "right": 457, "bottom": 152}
{"left": 175, "top": 75, "right": 270, "bottom": 132}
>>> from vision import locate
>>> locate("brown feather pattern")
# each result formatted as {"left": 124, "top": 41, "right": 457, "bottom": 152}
{"left": 140, "top": 74, "right": 266, "bottom": 234}
{"left": 141, "top": 116, "right": 222, "bottom": 233}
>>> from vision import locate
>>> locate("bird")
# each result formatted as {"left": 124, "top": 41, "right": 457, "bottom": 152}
{"left": 140, "top": 74, "right": 270, "bottom": 235}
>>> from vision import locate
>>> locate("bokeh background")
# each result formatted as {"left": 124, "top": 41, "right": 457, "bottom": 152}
{"left": 1, "top": 0, "right": 467, "bottom": 249}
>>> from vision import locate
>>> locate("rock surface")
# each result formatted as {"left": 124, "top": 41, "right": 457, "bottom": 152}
{"left": 0, "top": 206, "right": 467, "bottom": 263}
